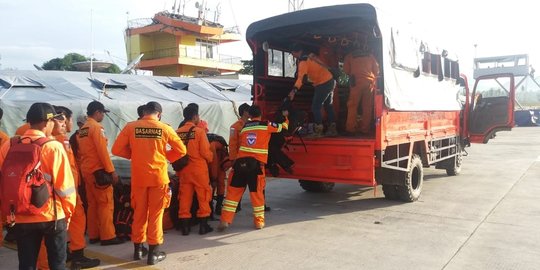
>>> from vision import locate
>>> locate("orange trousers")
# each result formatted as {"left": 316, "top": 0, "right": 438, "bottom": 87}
{"left": 83, "top": 172, "right": 116, "bottom": 241}
{"left": 346, "top": 79, "right": 374, "bottom": 133}
{"left": 178, "top": 171, "right": 212, "bottom": 218}
{"left": 131, "top": 185, "right": 168, "bottom": 245}
{"left": 221, "top": 168, "right": 266, "bottom": 226}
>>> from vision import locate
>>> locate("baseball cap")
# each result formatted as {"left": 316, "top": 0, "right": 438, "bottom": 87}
{"left": 87, "top": 101, "right": 110, "bottom": 115}
{"left": 76, "top": 114, "right": 87, "bottom": 125}
{"left": 26, "top": 102, "right": 63, "bottom": 124}
{"left": 145, "top": 101, "right": 163, "bottom": 113}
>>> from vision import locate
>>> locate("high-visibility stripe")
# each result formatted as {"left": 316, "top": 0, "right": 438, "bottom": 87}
{"left": 282, "top": 122, "right": 289, "bottom": 129}
{"left": 55, "top": 186, "right": 75, "bottom": 198}
{"left": 253, "top": 212, "right": 264, "bottom": 217}
{"left": 241, "top": 126, "right": 268, "bottom": 133}
{"left": 223, "top": 199, "right": 238, "bottom": 206}
{"left": 222, "top": 206, "right": 236, "bottom": 212}
{"left": 253, "top": 206, "right": 265, "bottom": 211}
{"left": 276, "top": 125, "right": 282, "bottom": 132}
{"left": 239, "top": 146, "right": 268, "bottom": 154}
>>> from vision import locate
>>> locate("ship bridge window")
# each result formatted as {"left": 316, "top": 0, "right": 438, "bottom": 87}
{"left": 267, "top": 48, "right": 296, "bottom": 78}
{"left": 89, "top": 78, "right": 127, "bottom": 90}
{"left": 0, "top": 76, "right": 45, "bottom": 89}
{"left": 158, "top": 80, "right": 189, "bottom": 91}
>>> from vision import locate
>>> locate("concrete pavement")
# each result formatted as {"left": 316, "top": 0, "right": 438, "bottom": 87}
{"left": 1, "top": 127, "right": 539, "bottom": 269}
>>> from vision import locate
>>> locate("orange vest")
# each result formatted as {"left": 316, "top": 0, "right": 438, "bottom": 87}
{"left": 228, "top": 119, "right": 245, "bottom": 161}
{"left": 0, "top": 131, "right": 9, "bottom": 148}
{"left": 112, "top": 115, "right": 187, "bottom": 187}
{"left": 55, "top": 134, "right": 80, "bottom": 187}
{"left": 176, "top": 122, "right": 213, "bottom": 174}
{"left": 0, "top": 129, "right": 76, "bottom": 223}
{"left": 77, "top": 118, "right": 115, "bottom": 174}
{"left": 15, "top": 123, "right": 30, "bottom": 136}
{"left": 237, "top": 117, "right": 289, "bottom": 164}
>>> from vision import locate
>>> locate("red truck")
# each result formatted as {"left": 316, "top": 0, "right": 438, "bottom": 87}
{"left": 246, "top": 4, "right": 515, "bottom": 201}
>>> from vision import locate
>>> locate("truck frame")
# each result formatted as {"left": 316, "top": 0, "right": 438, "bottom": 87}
{"left": 246, "top": 4, "right": 515, "bottom": 201}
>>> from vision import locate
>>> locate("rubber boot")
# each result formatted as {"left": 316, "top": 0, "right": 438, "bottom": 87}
{"left": 307, "top": 124, "right": 324, "bottom": 138}
{"left": 325, "top": 122, "right": 338, "bottom": 137}
{"left": 70, "top": 249, "right": 101, "bottom": 269}
{"left": 133, "top": 243, "right": 148, "bottom": 261}
{"left": 215, "top": 195, "right": 224, "bottom": 215}
{"left": 147, "top": 245, "right": 166, "bottom": 265}
{"left": 198, "top": 217, "right": 214, "bottom": 235}
{"left": 179, "top": 218, "right": 191, "bottom": 236}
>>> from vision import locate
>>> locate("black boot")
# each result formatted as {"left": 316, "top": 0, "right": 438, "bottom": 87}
{"left": 147, "top": 245, "right": 166, "bottom": 265}
{"left": 215, "top": 195, "right": 224, "bottom": 215}
{"left": 209, "top": 199, "right": 216, "bottom": 221}
{"left": 133, "top": 243, "right": 148, "bottom": 261}
{"left": 198, "top": 217, "right": 213, "bottom": 235}
{"left": 178, "top": 218, "right": 191, "bottom": 236}
{"left": 70, "top": 249, "right": 101, "bottom": 270}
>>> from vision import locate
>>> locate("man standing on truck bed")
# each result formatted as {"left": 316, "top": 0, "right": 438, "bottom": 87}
{"left": 288, "top": 43, "right": 337, "bottom": 138}
{"left": 343, "top": 44, "right": 379, "bottom": 135}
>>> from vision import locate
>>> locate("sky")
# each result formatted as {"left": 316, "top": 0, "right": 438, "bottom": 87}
{"left": 0, "top": 0, "right": 538, "bottom": 78}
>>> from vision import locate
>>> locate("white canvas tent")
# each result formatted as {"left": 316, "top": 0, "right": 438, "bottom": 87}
{"left": 0, "top": 70, "right": 252, "bottom": 149}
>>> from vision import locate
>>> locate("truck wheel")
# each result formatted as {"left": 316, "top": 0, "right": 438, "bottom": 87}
{"left": 382, "top": 185, "right": 399, "bottom": 200}
{"left": 299, "top": 180, "right": 335, "bottom": 192}
{"left": 397, "top": 154, "right": 423, "bottom": 202}
{"left": 446, "top": 150, "right": 463, "bottom": 176}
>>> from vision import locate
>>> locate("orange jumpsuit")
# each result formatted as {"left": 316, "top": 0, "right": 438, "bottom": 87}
{"left": 112, "top": 115, "right": 186, "bottom": 245}
{"left": 293, "top": 55, "right": 333, "bottom": 90}
{"left": 0, "top": 131, "right": 7, "bottom": 246}
{"left": 15, "top": 123, "right": 30, "bottom": 136}
{"left": 228, "top": 119, "right": 245, "bottom": 162}
{"left": 176, "top": 122, "right": 213, "bottom": 219}
{"left": 221, "top": 117, "right": 288, "bottom": 228}
{"left": 77, "top": 117, "right": 117, "bottom": 241}
{"left": 0, "top": 129, "right": 76, "bottom": 268}
{"left": 209, "top": 140, "right": 231, "bottom": 196}
{"left": 343, "top": 51, "right": 379, "bottom": 133}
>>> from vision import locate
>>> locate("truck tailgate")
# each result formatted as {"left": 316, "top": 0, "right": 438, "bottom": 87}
{"left": 282, "top": 138, "right": 376, "bottom": 186}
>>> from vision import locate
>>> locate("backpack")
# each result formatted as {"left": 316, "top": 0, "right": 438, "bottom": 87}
{"left": 0, "top": 137, "right": 54, "bottom": 226}
{"left": 113, "top": 179, "right": 133, "bottom": 241}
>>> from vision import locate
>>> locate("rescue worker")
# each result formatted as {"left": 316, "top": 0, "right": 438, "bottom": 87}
{"left": 68, "top": 115, "right": 87, "bottom": 161}
{"left": 137, "top": 105, "right": 145, "bottom": 120}
{"left": 53, "top": 106, "right": 101, "bottom": 269}
{"left": 343, "top": 45, "right": 379, "bottom": 135}
{"left": 178, "top": 103, "right": 209, "bottom": 132}
{"left": 112, "top": 101, "right": 186, "bottom": 265}
{"left": 218, "top": 105, "right": 288, "bottom": 232}
{"left": 226, "top": 102, "right": 250, "bottom": 213}
{"left": 208, "top": 134, "right": 232, "bottom": 215}
{"left": 288, "top": 43, "right": 337, "bottom": 138}
{"left": 77, "top": 101, "right": 124, "bottom": 246}
{"left": 176, "top": 105, "right": 214, "bottom": 235}
{"left": 0, "top": 107, "right": 7, "bottom": 247}
{"left": 0, "top": 102, "right": 76, "bottom": 270}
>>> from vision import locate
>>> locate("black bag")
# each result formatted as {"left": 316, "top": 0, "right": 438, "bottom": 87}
{"left": 329, "top": 67, "right": 341, "bottom": 80}
{"left": 93, "top": 169, "right": 113, "bottom": 187}
{"left": 172, "top": 126, "right": 195, "bottom": 172}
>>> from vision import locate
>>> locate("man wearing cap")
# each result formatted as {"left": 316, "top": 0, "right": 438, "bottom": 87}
{"left": 112, "top": 101, "right": 186, "bottom": 265}
{"left": 176, "top": 105, "right": 214, "bottom": 236}
{"left": 77, "top": 101, "right": 123, "bottom": 246}
{"left": 69, "top": 115, "right": 87, "bottom": 160}
{"left": 0, "top": 102, "right": 76, "bottom": 269}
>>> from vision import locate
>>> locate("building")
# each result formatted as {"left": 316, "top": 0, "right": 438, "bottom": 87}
{"left": 125, "top": 10, "right": 242, "bottom": 77}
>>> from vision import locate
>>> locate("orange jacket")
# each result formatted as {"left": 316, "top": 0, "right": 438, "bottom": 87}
{"left": 176, "top": 122, "right": 213, "bottom": 174}
{"left": 54, "top": 134, "right": 80, "bottom": 187}
{"left": 0, "top": 131, "right": 9, "bottom": 147}
{"left": 0, "top": 129, "right": 76, "bottom": 223}
{"left": 228, "top": 119, "right": 245, "bottom": 161}
{"left": 77, "top": 118, "right": 115, "bottom": 174}
{"left": 343, "top": 51, "right": 379, "bottom": 83}
{"left": 209, "top": 140, "right": 230, "bottom": 181}
{"left": 15, "top": 123, "right": 30, "bottom": 136}
{"left": 294, "top": 54, "right": 333, "bottom": 89}
{"left": 112, "top": 115, "right": 187, "bottom": 187}
{"left": 237, "top": 117, "right": 289, "bottom": 164}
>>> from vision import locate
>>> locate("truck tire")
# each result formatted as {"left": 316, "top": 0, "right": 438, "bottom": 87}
{"left": 446, "top": 149, "right": 463, "bottom": 176}
{"left": 382, "top": 184, "right": 399, "bottom": 200}
{"left": 299, "top": 180, "right": 335, "bottom": 193}
{"left": 397, "top": 154, "right": 423, "bottom": 202}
